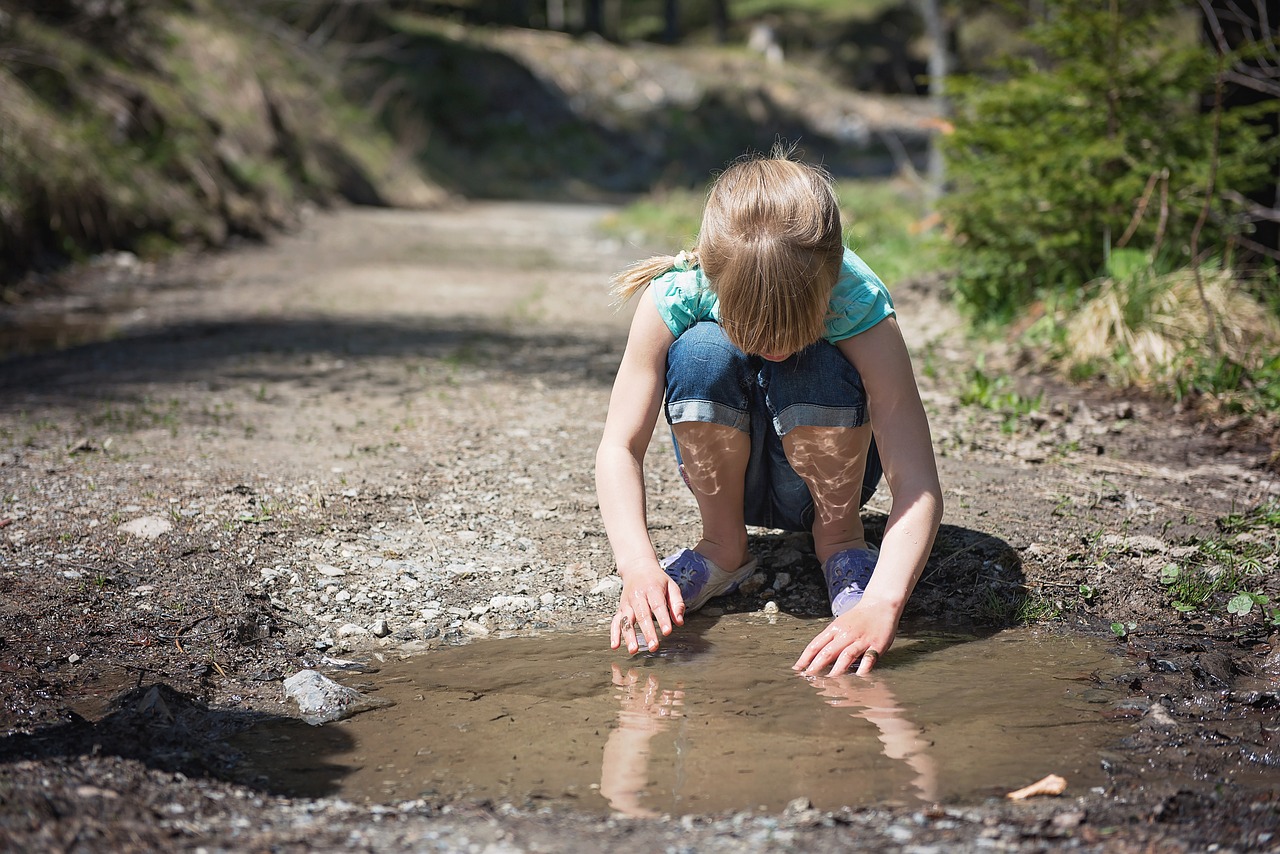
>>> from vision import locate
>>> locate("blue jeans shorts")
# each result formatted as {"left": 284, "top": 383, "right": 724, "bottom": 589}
{"left": 665, "top": 321, "right": 883, "bottom": 532}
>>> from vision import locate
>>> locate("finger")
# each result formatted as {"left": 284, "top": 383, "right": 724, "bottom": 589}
{"left": 618, "top": 616, "right": 640, "bottom": 655}
{"left": 666, "top": 579, "right": 686, "bottom": 626}
{"left": 803, "top": 639, "right": 845, "bottom": 676}
{"left": 610, "top": 615, "right": 623, "bottom": 650}
{"left": 611, "top": 662, "right": 624, "bottom": 684}
{"left": 793, "top": 630, "right": 834, "bottom": 671}
{"left": 634, "top": 608, "right": 661, "bottom": 652}
{"left": 827, "top": 645, "right": 862, "bottom": 677}
{"left": 646, "top": 590, "right": 674, "bottom": 636}
{"left": 856, "top": 648, "right": 878, "bottom": 676}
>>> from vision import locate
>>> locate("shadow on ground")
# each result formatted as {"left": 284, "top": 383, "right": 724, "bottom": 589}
{"left": 0, "top": 683, "right": 353, "bottom": 798}
{"left": 0, "top": 315, "right": 624, "bottom": 404}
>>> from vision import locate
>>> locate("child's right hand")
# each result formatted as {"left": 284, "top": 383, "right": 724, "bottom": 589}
{"left": 610, "top": 567, "right": 685, "bottom": 655}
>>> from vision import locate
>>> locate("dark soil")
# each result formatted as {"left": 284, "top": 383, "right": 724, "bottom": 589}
{"left": 1, "top": 202, "right": 1277, "bottom": 852}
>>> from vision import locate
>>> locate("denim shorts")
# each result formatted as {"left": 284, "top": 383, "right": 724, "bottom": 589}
{"left": 664, "top": 321, "right": 883, "bottom": 532}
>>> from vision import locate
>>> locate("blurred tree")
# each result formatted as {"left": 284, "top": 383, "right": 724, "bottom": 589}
{"left": 940, "top": 0, "right": 1277, "bottom": 318}
{"left": 1200, "top": 0, "right": 1279, "bottom": 257}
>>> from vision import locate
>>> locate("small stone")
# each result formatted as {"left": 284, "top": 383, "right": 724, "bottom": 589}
{"left": 335, "top": 623, "right": 367, "bottom": 638}
{"left": 462, "top": 620, "right": 490, "bottom": 637}
{"left": 772, "top": 572, "right": 792, "bottom": 591}
{"left": 67, "top": 653, "right": 81, "bottom": 664}
{"left": 589, "top": 577, "right": 623, "bottom": 597}
{"left": 539, "top": 592, "right": 556, "bottom": 608}
{"left": 370, "top": 619, "right": 391, "bottom": 638}
{"left": 562, "top": 563, "right": 599, "bottom": 589}
{"left": 283, "top": 670, "right": 393, "bottom": 725}
{"left": 762, "top": 601, "right": 779, "bottom": 615}
{"left": 118, "top": 516, "right": 173, "bottom": 539}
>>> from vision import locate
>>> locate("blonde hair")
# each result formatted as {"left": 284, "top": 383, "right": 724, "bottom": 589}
{"left": 612, "top": 151, "right": 844, "bottom": 356}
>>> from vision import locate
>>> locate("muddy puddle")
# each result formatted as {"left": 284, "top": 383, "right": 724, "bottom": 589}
{"left": 234, "top": 616, "right": 1132, "bottom": 815}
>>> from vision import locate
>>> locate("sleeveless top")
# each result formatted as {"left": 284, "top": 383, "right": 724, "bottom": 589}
{"left": 650, "top": 247, "right": 894, "bottom": 342}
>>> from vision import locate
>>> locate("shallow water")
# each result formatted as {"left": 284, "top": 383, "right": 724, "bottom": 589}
{"left": 235, "top": 615, "right": 1130, "bottom": 814}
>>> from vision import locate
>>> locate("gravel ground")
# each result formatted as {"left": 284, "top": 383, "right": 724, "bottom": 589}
{"left": 1, "top": 200, "right": 1278, "bottom": 851}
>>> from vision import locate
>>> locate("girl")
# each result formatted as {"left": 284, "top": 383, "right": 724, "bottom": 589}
{"left": 596, "top": 151, "right": 942, "bottom": 677}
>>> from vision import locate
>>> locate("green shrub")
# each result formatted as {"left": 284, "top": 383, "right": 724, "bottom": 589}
{"left": 940, "top": 0, "right": 1277, "bottom": 320}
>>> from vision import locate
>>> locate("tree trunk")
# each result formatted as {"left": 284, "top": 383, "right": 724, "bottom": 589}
{"left": 664, "top": 0, "right": 679, "bottom": 43}
{"left": 710, "top": 0, "right": 730, "bottom": 43}
{"left": 914, "top": 0, "right": 950, "bottom": 202}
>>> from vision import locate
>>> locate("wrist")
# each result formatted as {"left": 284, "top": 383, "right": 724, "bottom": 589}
{"left": 615, "top": 552, "right": 660, "bottom": 580}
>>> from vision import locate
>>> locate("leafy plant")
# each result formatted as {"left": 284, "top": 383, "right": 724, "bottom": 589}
{"left": 940, "top": 0, "right": 1278, "bottom": 320}
{"left": 958, "top": 360, "right": 1044, "bottom": 432}
{"left": 1158, "top": 500, "right": 1280, "bottom": 622}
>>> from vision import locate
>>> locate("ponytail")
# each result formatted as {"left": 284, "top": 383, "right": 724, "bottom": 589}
{"left": 610, "top": 250, "right": 700, "bottom": 304}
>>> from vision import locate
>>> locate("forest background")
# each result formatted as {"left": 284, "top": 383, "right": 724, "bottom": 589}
{"left": 1, "top": 0, "right": 1278, "bottom": 442}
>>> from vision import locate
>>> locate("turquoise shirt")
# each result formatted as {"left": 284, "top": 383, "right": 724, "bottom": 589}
{"left": 650, "top": 247, "right": 894, "bottom": 342}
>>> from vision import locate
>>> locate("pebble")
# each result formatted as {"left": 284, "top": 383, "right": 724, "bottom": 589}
{"left": 118, "top": 516, "right": 173, "bottom": 539}
{"left": 316, "top": 564, "right": 346, "bottom": 577}
{"left": 589, "top": 577, "right": 622, "bottom": 597}
{"left": 370, "top": 619, "right": 391, "bottom": 637}
{"left": 283, "top": 670, "right": 392, "bottom": 725}
{"left": 462, "top": 620, "right": 490, "bottom": 637}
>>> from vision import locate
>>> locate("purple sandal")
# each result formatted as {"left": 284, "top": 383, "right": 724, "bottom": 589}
{"left": 660, "top": 549, "right": 758, "bottom": 612}
{"left": 822, "top": 547, "right": 879, "bottom": 617}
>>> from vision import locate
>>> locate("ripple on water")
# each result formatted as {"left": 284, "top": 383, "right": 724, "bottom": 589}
{"left": 232, "top": 615, "right": 1131, "bottom": 814}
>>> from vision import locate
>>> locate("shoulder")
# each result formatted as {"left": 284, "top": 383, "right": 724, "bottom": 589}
{"left": 825, "top": 248, "right": 896, "bottom": 342}
{"left": 651, "top": 267, "right": 719, "bottom": 337}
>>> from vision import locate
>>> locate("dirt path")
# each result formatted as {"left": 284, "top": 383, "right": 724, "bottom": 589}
{"left": 1, "top": 202, "right": 1277, "bottom": 851}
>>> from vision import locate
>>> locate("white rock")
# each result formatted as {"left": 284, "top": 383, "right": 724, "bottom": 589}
{"left": 282, "top": 670, "right": 392, "bottom": 725}
{"left": 370, "top": 619, "right": 391, "bottom": 637}
{"left": 335, "top": 623, "right": 367, "bottom": 638}
{"left": 316, "top": 564, "right": 346, "bottom": 577}
{"left": 462, "top": 620, "right": 490, "bottom": 637}
{"left": 589, "top": 577, "right": 623, "bottom": 597}
{"left": 118, "top": 516, "right": 172, "bottom": 539}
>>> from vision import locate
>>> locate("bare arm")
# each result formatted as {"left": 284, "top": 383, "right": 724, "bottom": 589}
{"left": 794, "top": 316, "right": 943, "bottom": 676}
{"left": 596, "top": 288, "right": 680, "bottom": 654}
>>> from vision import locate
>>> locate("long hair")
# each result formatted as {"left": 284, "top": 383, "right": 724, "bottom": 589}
{"left": 612, "top": 150, "right": 843, "bottom": 356}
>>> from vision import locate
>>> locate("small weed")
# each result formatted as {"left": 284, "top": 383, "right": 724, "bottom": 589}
{"left": 1110, "top": 620, "right": 1137, "bottom": 639}
{"left": 1017, "top": 590, "right": 1062, "bottom": 622}
{"left": 959, "top": 360, "right": 1045, "bottom": 433}
{"left": 1158, "top": 499, "right": 1280, "bottom": 624}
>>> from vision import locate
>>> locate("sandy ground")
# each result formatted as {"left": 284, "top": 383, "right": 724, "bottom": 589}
{"left": 1, "top": 200, "right": 1278, "bottom": 851}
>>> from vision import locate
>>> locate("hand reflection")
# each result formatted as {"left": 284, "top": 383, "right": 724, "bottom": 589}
{"left": 599, "top": 664, "right": 684, "bottom": 817}
{"left": 807, "top": 673, "right": 938, "bottom": 803}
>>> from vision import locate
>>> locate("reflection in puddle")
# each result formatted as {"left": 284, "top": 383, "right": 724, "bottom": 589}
{"left": 234, "top": 616, "right": 1129, "bottom": 815}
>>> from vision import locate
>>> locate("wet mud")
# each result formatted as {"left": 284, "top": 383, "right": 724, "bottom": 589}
{"left": 1, "top": 202, "right": 1278, "bottom": 851}
{"left": 235, "top": 620, "right": 1132, "bottom": 814}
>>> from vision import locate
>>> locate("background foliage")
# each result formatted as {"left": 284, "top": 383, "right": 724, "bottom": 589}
{"left": 939, "top": 0, "right": 1277, "bottom": 320}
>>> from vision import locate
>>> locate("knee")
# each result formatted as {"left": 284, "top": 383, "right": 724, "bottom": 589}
{"left": 666, "top": 322, "right": 750, "bottom": 396}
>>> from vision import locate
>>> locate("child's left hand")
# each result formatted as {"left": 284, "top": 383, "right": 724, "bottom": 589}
{"left": 792, "top": 599, "right": 899, "bottom": 677}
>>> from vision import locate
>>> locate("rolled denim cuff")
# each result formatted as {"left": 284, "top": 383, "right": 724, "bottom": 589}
{"left": 666, "top": 399, "right": 751, "bottom": 433}
{"left": 773, "top": 402, "right": 868, "bottom": 436}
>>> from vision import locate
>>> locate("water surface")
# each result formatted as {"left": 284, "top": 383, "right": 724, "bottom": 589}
{"left": 235, "top": 615, "right": 1129, "bottom": 814}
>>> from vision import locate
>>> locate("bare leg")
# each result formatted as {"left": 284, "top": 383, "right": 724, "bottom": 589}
{"left": 671, "top": 422, "right": 751, "bottom": 571}
{"left": 782, "top": 424, "right": 873, "bottom": 564}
